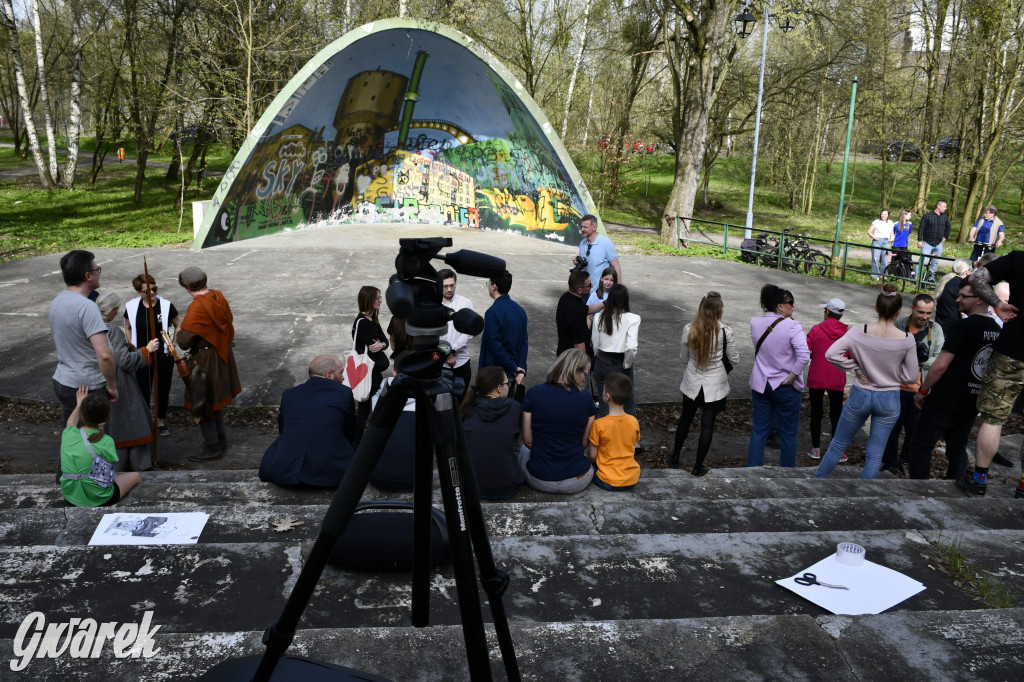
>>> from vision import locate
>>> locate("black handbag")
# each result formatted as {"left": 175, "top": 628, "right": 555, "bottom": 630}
{"left": 328, "top": 501, "right": 451, "bottom": 571}
{"left": 721, "top": 328, "right": 734, "bottom": 374}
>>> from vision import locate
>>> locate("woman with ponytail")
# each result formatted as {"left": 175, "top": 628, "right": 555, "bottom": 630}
{"left": 461, "top": 366, "right": 523, "bottom": 499}
{"left": 669, "top": 292, "right": 740, "bottom": 475}
{"left": 814, "top": 284, "right": 919, "bottom": 479}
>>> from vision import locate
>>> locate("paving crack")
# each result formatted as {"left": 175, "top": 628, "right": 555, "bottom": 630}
{"left": 815, "top": 615, "right": 861, "bottom": 680}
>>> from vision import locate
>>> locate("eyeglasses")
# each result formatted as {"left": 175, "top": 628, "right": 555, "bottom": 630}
{"left": 956, "top": 294, "right": 978, "bottom": 300}
{"left": 139, "top": 286, "right": 157, "bottom": 293}
{"left": 88, "top": 267, "right": 102, "bottom": 275}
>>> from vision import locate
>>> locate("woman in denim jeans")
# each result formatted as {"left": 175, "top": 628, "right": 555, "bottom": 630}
{"left": 814, "top": 284, "right": 919, "bottom": 479}
{"left": 747, "top": 285, "right": 810, "bottom": 467}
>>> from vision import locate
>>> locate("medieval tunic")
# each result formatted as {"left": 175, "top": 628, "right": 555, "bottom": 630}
{"left": 178, "top": 289, "right": 241, "bottom": 414}
{"left": 105, "top": 320, "right": 154, "bottom": 471}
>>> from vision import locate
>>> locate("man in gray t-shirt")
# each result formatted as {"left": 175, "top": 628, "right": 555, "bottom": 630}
{"left": 49, "top": 250, "right": 117, "bottom": 421}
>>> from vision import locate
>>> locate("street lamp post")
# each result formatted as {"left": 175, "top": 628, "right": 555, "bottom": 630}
{"left": 735, "top": 4, "right": 796, "bottom": 240}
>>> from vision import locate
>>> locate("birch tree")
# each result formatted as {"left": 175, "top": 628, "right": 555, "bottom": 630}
{"left": 0, "top": 0, "right": 53, "bottom": 187}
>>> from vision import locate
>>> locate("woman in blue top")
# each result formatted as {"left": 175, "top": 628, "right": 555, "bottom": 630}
{"left": 892, "top": 209, "right": 913, "bottom": 250}
{"left": 520, "top": 349, "right": 597, "bottom": 494}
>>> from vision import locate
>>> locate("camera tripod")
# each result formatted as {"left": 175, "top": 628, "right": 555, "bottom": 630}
{"left": 199, "top": 239, "right": 519, "bottom": 681}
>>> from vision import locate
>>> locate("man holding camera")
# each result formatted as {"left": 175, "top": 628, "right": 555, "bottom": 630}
{"left": 574, "top": 214, "right": 622, "bottom": 286}
{"left": 882, "top": 294, "right": 943, "bottom": 475}
{"left": 556, "top": 271, "right": 593, "bottom": 357}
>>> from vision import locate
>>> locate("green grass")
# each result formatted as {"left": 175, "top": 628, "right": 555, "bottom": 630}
{"left": 0, "top": 148, "right": 216, "bottom": 261}
{"left": 935, "top": 531, "right": 1015, "bottom": 609}
{"left": 573, "top": 149, "right": 1023, "bottom": 254}
{"left": 1, "top": 135, "right": 1019, "bottom": 266}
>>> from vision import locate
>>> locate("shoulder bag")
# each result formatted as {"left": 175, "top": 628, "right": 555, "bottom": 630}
{"left": 343, "top": 317, "right": 375, "bottom": 403}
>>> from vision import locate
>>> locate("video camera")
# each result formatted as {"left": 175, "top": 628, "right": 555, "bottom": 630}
{"left": 385, "top": 237, "right": 506, "bottom": 377}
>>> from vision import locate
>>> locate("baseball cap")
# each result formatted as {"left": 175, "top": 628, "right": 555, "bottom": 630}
{"left": 820, "top": 298, "right": 845, "bottom": 315}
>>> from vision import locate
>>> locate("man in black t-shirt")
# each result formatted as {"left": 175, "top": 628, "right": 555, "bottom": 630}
{"left": 961, "top": 252, "right": 1024, "bottom": 496}
{"left": 909, "top": 279, "right": 1000, "bottom": 480}
{"left": 555, "top": 270, "right": 593, "bottom": 357}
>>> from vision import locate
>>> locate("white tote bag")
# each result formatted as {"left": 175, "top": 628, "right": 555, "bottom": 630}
{"left": 343, "top": 318, "right": 375, "bottom": 402}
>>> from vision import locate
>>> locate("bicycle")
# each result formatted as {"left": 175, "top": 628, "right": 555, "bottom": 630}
{"left": 783, "top": 232, "right": 830, "bottom": 277}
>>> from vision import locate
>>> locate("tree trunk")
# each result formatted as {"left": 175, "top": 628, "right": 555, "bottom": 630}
{"left": 0, "top": 0, "right": 53, "bottom": 188}
{"left": 912, "top": 0, "right": 952, "bottom": 215}
{"left": 134, "top": 150, "right": 148, "bottom": 204}
{"left": 561, "top": 0, "right": 591, "bottom": 139}
{"left": 60, "top": 10, "right": 84, "bottom": 190}
{"left": 29, "top": 0, "right": 59, "bottom": 185}
{"left": 660, "top": 1, "right": 741, "bottom": 247}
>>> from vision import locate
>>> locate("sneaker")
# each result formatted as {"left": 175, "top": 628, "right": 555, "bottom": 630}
{"left": 992, "top": 452, "right": 1015, "bottom": 467}
{"left": 838, "top": 453, "right": 848, "bottom": 464}
{"left": 807, "top": 447, "right": 821, "bottom": 460}
{"left": 955, "top": 471, "right": 987, "bottom": 497}
{"left": 157, "top": 425, "right": 171, "bottom": 437}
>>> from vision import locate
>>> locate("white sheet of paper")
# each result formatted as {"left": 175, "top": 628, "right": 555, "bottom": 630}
{"left": 776, "top": 552, "right": 926, "bottom": 615}
{"left": 88, "top": 512, "right": 209, "bottom": 545}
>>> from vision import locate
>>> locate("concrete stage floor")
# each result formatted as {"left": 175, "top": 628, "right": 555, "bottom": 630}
{"left": 1, "top": 223, "right": 894, "bottom": 408}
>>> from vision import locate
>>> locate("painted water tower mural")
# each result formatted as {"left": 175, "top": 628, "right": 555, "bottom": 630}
{"left": 195, "top": 19, "right": 598, "bottom": 250}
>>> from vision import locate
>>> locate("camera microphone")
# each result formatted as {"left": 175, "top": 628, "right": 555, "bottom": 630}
{"left": 439, "top": 249, "right": 506, "bottom": 279}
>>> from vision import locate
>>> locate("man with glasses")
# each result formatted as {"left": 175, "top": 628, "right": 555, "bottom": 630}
{"left": 574, "top": 214, "right": 622, "bottom": 287}
{"left": 437, "top": 268, "right": 475, "bottom": 399}
{"left": 882, "top": 294, "right": 943, "bottom": 476}
{"left": 908, "top": 280, "right": 1000, "bottom": 480}
{"left": 49, "top": 250, "right": 118, "bottom": 422}
{"left": 556, "top": 270, "right": 593, "bottom": 357}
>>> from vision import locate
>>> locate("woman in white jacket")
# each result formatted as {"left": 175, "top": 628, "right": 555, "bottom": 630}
{"left": 591, "top": 284, "right": 641, "bottom": 417}
{"left": 669, "top": 292, "right": 740, "bottom": 475}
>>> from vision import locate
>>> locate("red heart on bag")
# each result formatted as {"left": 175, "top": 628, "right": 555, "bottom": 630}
{"left": 346, "top": 356, "right": 369, "bottom": 387}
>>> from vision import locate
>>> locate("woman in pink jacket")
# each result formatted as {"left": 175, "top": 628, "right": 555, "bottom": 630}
{"left": 806, "top": 298, "right": 849, "bottom": 461}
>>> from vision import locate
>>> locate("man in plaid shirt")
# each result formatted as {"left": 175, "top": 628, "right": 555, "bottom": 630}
{"left": 917, "top": 200, "right": 952, "bottom": 281}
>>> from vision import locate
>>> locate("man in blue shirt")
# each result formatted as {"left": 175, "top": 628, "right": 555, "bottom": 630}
{"left": 574, "top": 214, "right": 622, "bottom": 286}
{"left": 479, "top": 270, "right": 529, "bottom": 390}
{"left": 967, "top": 205, "right": 1005, "bottom": 263}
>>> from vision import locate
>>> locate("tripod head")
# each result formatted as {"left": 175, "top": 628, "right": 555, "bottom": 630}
{"left": 385, "top": 237, "right": 505, "bottom": 378}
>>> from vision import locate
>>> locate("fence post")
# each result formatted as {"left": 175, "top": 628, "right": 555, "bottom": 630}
{"left": 723, "top": 223, "right": 729, "bottom": 255}
{"left": 841, "top": 243, "right": 849, "bottom": 282}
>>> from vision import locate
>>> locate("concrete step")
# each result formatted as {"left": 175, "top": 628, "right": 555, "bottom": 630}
{"left": 3, "top": 495, "right": 1022, "bottom": 547}
{"left": 2, "top": 529, "right": 1009, "bottom": 639}
{"left": 3, "top": 609, "right": 1022, "bottom": 681}
{"left": 2, "top": 470, "right": 999, "bottom": 510}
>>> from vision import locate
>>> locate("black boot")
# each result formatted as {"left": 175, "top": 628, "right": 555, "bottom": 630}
{"left": 217, "top": 433, "right": 228, "bottom": 454}
{"left": 190, "top": 443, "right": 223, "bottom": 462}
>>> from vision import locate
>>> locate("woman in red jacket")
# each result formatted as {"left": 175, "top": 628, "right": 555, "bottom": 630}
{"left": 806, "top": 298, "right": 849, "bottom": 461}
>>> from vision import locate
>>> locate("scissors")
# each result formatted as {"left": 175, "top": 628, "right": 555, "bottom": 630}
{"left": 794, "top": 573, "right": 848, "bottom": 590}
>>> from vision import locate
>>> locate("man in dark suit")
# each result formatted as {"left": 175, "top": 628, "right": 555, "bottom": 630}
{"left": 259, "top": 355, "right": 356, "bottom": 487}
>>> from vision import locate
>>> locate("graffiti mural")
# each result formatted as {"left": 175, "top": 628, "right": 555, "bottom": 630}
{"left": 196, "top": 19, "right": 597, "bottom": 250}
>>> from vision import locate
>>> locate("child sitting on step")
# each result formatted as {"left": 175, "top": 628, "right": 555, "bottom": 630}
{"left": 588, "top": 373, "right": 641, "bottom": 491}
{"left": 60, "top": 386, "right": 141, "bottom": 507}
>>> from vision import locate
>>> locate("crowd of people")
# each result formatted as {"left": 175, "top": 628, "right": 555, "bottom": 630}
{"left": 48, "top": 206, "right": 1024, "bottom": 506}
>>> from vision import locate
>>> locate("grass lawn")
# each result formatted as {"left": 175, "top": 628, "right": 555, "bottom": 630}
{"left": 2, "top": 134, "right": 1019, "bottom": 276}
{"left": 0, "top": 142, "right": 231, "bottom": 261}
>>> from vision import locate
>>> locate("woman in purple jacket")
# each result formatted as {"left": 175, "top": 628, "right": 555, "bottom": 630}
{"left": 748, "top": 285, "right": 810, "bottom": 467}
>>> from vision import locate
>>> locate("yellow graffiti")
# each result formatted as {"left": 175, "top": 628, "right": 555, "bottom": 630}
{"left": 477, "top": 187, "right": 581, "bottom": 231}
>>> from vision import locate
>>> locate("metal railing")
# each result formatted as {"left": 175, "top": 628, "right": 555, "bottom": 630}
{"left": 676, "top": 216, "right": 954, "bottom": 290}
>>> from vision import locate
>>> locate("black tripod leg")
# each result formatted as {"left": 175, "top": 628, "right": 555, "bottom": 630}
{"left": 452, "top": 405, "right": 521, "bottom": 682}
{"left": 421, "top": 392, "right": 493, "bottom": 681}
{"left": 252, "top": 384, "right": 410, "bottom": 682}
{"left": 411, "top": 403, "right": 434, "bottom": 627}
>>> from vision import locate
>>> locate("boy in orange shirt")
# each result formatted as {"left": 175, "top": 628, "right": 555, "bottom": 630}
{"left": 588, "top": 373, "right": 641, "bottom": 490}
